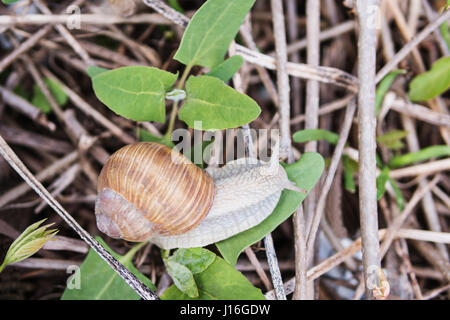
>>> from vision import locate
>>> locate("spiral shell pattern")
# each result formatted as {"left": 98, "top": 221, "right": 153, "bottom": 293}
{"left": 96, "top": 142, "right": 215, "bottom": 241}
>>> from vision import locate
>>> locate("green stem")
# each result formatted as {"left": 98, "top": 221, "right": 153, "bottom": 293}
{"left": 123, "top": 241, "right": 147, "bottom": 261}
{"left": 0, "top": 261, "right": 6, "bottom": 273}
{"left": 165, "top": 64, "right": 193, "bottom": 139}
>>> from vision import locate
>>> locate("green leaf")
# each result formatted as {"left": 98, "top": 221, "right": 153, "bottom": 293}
{"left": 205, "top": 55, "right": 244, "bottom": 82}
{"left": 2, "top": 0, "right": 21, "bottom": 4}
{"left": 440, "top": 21, "right": 450, "bottom": 51}
{"left": 174, "top": 0, "right": 256, "bottom": 69}
{"left": 376, "top": 130, "right": 409, "bottom": 150}
{"left": 343, "top": 155, "right": 357, "bottom": 193}
{"left": 171, "top": 248, "right": 216, "bottom": 274}
{"left": 0, "top": 219, "right": 57, "bottom": 273}
{"left": 163, "top": 248, "right": 216, "bottom": 298}
{"left": 168, "top": 0, "right": 184, "bottom": 13}
{"left": 376, "top": 167, "right": 390, "bottom": 200}
{"left": 408, "top": 57, "right": 450, "bottom": 101}
{"left": 179, "top": 75, "right": 261, "bottom": 131}
{"left": 61, "top": 237, "right": 155, "bottom": 300}
{"left": 293, "top": 129, "right": 339, "bottom": 145}
{"left": 375, "top": 69, "right": 406, "bottom": 115}
{"left": 32, "top": 78, "right": 68, "bottom": 114}
{"left": 91, "top": 66, "right": 177, "bottom": 122}
{"left": 165, "top": 259, "right": 199, "bottom": 298}
{"left": 87, "top": 66, "right": 109, "bottom": 78}
{"left": 161, "top": 250, "right": 265, "bottom": 300}
{"left": 13, "top": 84, "right": 28, "bottom": 100}
{"left": 388, "top": 178, "right": 405, "bottom": 211}
{"left": 138, "top": 128, "right": 175, "bottom": 148}
{"left": 388, "top": 145, "right": 450, "bottom": 168}
{"left": 216, "top": 152, "right": 324, "bottom": 266}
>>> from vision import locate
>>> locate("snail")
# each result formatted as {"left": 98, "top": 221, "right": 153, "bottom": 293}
{"left": 95, "top": 142, "right": 303, "bottom": 249}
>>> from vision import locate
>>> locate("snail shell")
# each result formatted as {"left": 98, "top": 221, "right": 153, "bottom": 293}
{"left": 95, "top": 142, "right": 302, "bottom": 249}
{"left": 95, "top": 142, "right": 214, "bottom": 242}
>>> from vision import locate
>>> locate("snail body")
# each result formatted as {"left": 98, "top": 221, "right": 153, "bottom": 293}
{"left": 95, "top": 142, "right": 302, "bottom": 249}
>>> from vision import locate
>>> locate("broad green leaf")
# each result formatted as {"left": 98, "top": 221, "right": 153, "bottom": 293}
{"left": 408, "top": 57, "right": 450, "bottom": 101}
{"left": 388, "top": 145, "right": 450, "bottom": 168}
{"left": 87, "top": 66, "right": 109, "bottom": 78}
{"left": 91, "top": 66, "right": 177, "bottom": 122}
{"left": 32, "top": 78, "right": 68, "bottom": 114}
{"left": 376, "top": 167, "right": 390, "bottom": 200}
{"left": 206, "top": 55, "right": 244, "bottom": 82}
{"left": 376, "top": 130, "right": 409, "bottom": 150}
{"left": 61, "top": 237, "right": 155, "bottom": 300}
{"left": 161, "top": 250, "right": 265, "bottom": 300}
{"left": 293, "top": 129, "right": 339, "bottom": 145}
{"left": 179, "top": 75, "right": 261, "bottom": 131}
{"left": 174, "top": 0, "right": 256, "bottom": 69}
{"left": 2, "top": 0, "right": 21, "bottom": 4}
{"left": 343, "top": 155, "right": 357, "bottom": 193}
{"left": 171, "top": 248, "right": 216, "bottom": 274}
{"left": 216, "top": 152, "right": 324, "bottom": 266}
{"left": 165, "top": 259, "right": 199, "bottom": 298}
{"left": 138, "top": 128, "right": 174, "bottom": 148}
{"left": 375, "top": 70, "right": 406, "bottom": 115}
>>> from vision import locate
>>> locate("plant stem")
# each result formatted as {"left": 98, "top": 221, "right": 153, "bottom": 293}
{"left": 124, "top": 241, "right": 147, "bottom": 261}
{"left": 0, "top": 262, "right": 6, "bottom": 273}
{"left": 165, "top": 64, "right": 193, "bottom": 139}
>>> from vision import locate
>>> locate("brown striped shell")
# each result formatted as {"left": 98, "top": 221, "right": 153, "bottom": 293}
{"left": 95, "top": 142, "right": 215, "bottom": 242}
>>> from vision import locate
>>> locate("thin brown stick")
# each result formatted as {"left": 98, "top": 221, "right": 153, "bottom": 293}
{"left": 355, "top": 0, "right": 382, "bottom": 299}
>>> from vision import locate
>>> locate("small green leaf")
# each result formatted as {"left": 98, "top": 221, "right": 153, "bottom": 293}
{"left": 2, "top": 0, "right": 21, "bottom": 4}
{"left": 408, "top": 57, "right": 450, "bottom": 101}
{"left": 13, "top": 84, "right": 28, "bottom": 100}
{"left": 293, "top": 129, "right": 339, "bottom": 145}
{"left": 343, "top": 155, "right": 357, "bottom": 193}
{"left": 376, "top": 70, "right": 406, "bottom": 115}
{"left": 179, "top": 75, "right": 261, "bottom": 131}
{"left": 389, "top": 178, "right": 405, "bottom": 211}
{"left": 168, "top": 0, "right": 184, "bottom": 13}
{"left": 91, "top": 66, "right": 177, "bottom": 122}
{"left": 32, "top": 78, "right": 68, "bottom": 114}
{"left": 205, "top": 55, "right": 244, "bottom": 82}
{"left": 216, "top": 152, "right": 324, "bottom": 266}
{"left": 388, "top": 145, "right": 450, "bottom": 168}
{"left": 440, "top": 21, "right": 450, "bottom": 51}
{"left": 376, "top": 167, "right": 390, "bottom": 200}
{"left": 61, "top": 237, "right": 155, "bottom": 300}
{"left": 376, "top": 130, "right": 409, "bottom": 150}
{"left": 163, "top": 248, "right": 215, "bottom": 298}
{"left": 161, "top": 250, "right": 264, "bottom": 300}
{"left": 0, "top": 219, "right": 57, "bottom": 273}
{"left": 87, "top": 66, "right": 109, "bottom": 78}
{"left": 174, "top": 0, "right": 256, "bottom": 69}
{"left": 171, "top": 248, "right": 216, "bottom": 274}
{"left": 138, "top": 129, "right": 175, "bottom": 148}
{"left": 165, "top": 259, "right": 199, "bottom": 298}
